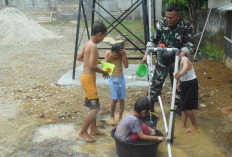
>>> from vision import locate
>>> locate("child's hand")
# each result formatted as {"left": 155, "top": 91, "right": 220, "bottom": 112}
{"left": 150, "top": 129, "right": 156, "bottom": 135}
{"left": 149, "top": 127, "right": 156, "bottom": 135}
{"left": 102, "top": 70, "right": 109, "bottom": 79}
{"left": 157, "top": 136, "right": 164, "bottom": 141}
{"left": 119, "top": 48, "right": 126, "bottom": 56}
{"left": 173, "top": 72, "right": 180, "bottom": 79}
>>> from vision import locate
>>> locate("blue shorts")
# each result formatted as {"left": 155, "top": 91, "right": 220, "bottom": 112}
{"left": 108, "top": 75, "right": 126, "bottom": 100}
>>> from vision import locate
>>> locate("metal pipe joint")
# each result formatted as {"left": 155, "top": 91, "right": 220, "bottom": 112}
{"left": 147, "top": 47, "right": 180, "bottom": 56}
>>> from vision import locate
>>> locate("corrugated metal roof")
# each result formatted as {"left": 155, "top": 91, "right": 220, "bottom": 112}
{"left": 218, "top": 3, "right": 232, "bottom": 11}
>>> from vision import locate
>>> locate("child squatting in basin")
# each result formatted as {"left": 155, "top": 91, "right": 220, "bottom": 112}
{"left": 115, "top": 97, "right": 164, "bottom": 142}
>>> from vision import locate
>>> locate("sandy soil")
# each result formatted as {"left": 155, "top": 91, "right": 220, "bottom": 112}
{"left": 0, "top": 22, "right": 231, "bottom": 156}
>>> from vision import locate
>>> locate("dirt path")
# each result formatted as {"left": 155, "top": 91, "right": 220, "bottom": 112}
{"left": 0, "top": 22, "right": 231, "bottom": 156}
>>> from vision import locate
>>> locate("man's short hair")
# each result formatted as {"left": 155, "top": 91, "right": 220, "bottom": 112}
{"left": 166, "top": 4, "right": 180, "bottom": 13}
{"left": 91, "top": 21, "right": 107, "bottom": 36}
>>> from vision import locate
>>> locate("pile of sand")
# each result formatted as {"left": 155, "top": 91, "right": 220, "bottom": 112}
{"left": 0, "top": 7, "right": 61, "bottom": 45}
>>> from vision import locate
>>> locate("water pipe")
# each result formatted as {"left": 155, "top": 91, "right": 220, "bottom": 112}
{"left": 158, "top": 96, "right": 172, "bottom": 157}
{"left": 148, "top": 0, "right": 152, "bottom": 38}
{"left": 147, "top": 47, "right": 180, "bottom": 157}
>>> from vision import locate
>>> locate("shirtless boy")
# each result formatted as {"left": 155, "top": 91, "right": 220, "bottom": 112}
{"left": 77, "top": 21, "right": 109, "bottom": 142}
{"left": 104, "top": 43, "right": 128, "bottom": 125}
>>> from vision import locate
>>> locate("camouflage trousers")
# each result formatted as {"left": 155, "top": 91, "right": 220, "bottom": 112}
{"left": 149, "top": 62, "right": 173, "bottom": 102}
{"left": 148, "top": 54, "right": 182, "bottom": 114}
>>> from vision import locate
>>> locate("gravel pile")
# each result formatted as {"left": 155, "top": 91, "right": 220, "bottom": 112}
{"left": 0, "top": 7, "right": 61, "bottom": 45}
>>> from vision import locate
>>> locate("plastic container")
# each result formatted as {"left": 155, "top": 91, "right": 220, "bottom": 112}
{"left": 111, "top": 128, "right": 163, "bottom": 157}
{"left": 136, "top": 64, "right": 148, "bottom": 77}
{"left": 101, "top": 61, "right": 115, "bottom": 75}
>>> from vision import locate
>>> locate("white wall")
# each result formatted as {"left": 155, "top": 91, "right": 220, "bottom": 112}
{"left": 0, "top": 0, "right": 5, "bottom": 5}
{"left": 155, "top": 0, "right": 162, "bottom": 20}
{"left": 208, "top": 0, "right": 231, "bottom": 8}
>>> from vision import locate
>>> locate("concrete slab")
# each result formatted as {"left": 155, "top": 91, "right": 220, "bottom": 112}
{"left": 57, "top": 64, "right": 150, "bottom": 88}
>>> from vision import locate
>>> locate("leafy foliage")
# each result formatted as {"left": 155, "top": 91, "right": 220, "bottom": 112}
{"left": 162, "top": 0, "right": 208, "bottom": 22}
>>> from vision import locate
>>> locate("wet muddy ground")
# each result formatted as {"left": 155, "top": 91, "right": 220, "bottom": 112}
{"left": 0, "top": 22, "right": 232, "bottom": 157}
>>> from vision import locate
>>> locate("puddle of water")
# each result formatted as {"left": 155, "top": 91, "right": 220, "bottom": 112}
{"left": 72, "top": 121, "right": 117, "bottom": 157}
{"left": 154, "top": 103, "right": 228, "bottom": 157}
{"left": 32, "top": 123, "right": 78, "bottom": 143}
{"left": 75, "top": 108, "right": 228, "bottom": 157}
{"left": 30, "top": 108, "right": 228, "bottom": 157}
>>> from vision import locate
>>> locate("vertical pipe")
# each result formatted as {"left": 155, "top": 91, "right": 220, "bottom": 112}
{"left": 167, "top": 50, "right": 179, "bottom": 142}
{"left": 158, "top": 96, "right": 168, "bottom": 134}
{"left": 148, "top": 0, "right": 151, "bottom": 38}
{"left": 158, "top": 96, "right": 172, "bottom": 157}
{"left": 72, "top": 0, "right": 83, "bottom": 80}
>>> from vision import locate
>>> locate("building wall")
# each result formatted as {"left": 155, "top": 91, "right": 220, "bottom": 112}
{"left": 195, "top": 8, "right": 232, "bottom": 70}
{"left": 0, "top": 0, "right": 6, "bottom": 5}
{"left": 2, "top": 0, "right": 162, "bottom": 21}
{"left": 224, "top": 11, "right": 232, "bottom": 68}
{"left": 208, "top": 0, "right": 231, "bottom": 8}
{"left": 7, "top": 0, "right": 56, "bottom": 10}
{"left": 155, "top": 0, "right": 162, "bottom": 20}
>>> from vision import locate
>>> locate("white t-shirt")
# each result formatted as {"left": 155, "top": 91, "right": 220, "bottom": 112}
{"left": 179, "top": 56, "right": 196, "bottom": 82}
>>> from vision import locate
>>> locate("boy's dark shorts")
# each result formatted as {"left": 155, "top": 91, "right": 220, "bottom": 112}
{"left": 84, "top": 97, "right": 100, "bottom": 109}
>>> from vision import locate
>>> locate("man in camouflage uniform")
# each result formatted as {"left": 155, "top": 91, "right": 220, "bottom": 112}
{"left": 142, "top": 4, "right": 194, "bottom": 112}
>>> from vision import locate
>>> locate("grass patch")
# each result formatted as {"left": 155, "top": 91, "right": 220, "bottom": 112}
{"left": 199, "top": 42, "right": 224, "bottom": 60}
{"left": 79, "top": 20, "right": 148, "bottom": 41}
{"left": 104, "top": 20, "right": 146, "bottom": 40}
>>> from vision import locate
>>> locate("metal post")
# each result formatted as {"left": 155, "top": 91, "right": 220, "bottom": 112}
{"left": 153, "top": 0, "right": 156, "bottom": 26}
{"left": 142, "top": 0, "right": 149, "bottom": 44}
{"left": 72, "top": 0, "right": 83, "bottom": 80}
{"left": 96, "top": 1, "right": 144, "bottom": 45}
{"left": 91, "top": 0, "right": 96, "bottom": 27}
{"left": 81, "top": 2, "right": 90, "bottom": 39}
{"left": 83, "top": 0, "right": 145, "bottom": 54}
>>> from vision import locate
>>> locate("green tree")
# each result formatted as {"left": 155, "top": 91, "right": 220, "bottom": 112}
{"left": 162, "top": 0, "right": 208, "bottom": 22}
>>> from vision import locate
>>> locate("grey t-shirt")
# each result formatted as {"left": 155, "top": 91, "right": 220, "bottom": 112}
{"left": 115, "top": 113, "right": 142, "bottom": 141}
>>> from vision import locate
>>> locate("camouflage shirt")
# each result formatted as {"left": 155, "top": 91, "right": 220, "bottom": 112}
{"left": 150, "top": 17, "right": 194, "bottom": 54}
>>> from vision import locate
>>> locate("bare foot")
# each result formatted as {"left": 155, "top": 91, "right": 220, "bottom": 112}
{"left": 90, "top": 129, "right": 106, "bottom": 136}
{"left": 109, "top": 118, "right": 116, "bottom": 126}
{"left": 78, "top": 132, "right": 96, "bottom": 142}
{"left": 180, "top": 124, "right": 186, "bottom": 128}
{"left": 186, "top": 126, "right": 198, "bottom": 133}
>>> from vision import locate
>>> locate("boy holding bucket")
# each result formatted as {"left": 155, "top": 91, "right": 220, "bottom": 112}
{"left": 76, "top": 21, "right": 109, "bottom": 142}
{"left": 104, "top": 42, "right": 128, "bottom": 125}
